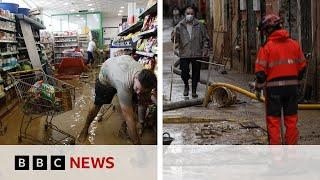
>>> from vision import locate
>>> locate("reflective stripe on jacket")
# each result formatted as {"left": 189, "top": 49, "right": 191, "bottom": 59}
{"left": 255, "top": 29, "right": 307, "bottom": 87}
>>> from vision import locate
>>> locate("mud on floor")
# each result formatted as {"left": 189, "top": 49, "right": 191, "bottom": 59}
{"left": 164, "top": 120, "right": 269, "bottom": 145}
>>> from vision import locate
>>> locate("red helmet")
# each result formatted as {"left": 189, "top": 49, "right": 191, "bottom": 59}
{"left": 258, "top": 14, "right": 282, "bottom": 31}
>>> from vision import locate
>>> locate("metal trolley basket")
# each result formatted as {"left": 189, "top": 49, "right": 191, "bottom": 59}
{"left": 9, "top": 69, "right": 76, "bottom": 144}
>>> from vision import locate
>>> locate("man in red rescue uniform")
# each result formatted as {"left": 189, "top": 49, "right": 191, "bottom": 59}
{"left": 255, "top": 14, "right": 307, "bottom": 145}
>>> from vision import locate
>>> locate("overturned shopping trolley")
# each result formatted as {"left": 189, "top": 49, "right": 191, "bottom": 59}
{"left": 9, "top": 69, "right": 76, "bottom": 144}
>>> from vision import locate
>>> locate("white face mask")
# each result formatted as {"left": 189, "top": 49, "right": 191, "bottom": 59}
{"left": 186, "top": 15, "right": 194, "bottom": 22}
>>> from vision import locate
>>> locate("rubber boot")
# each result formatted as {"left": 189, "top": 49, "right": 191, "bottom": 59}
{"left": 183, "top": 84, "right": 189, "bottom": 96}
{"left": 192, "top": 87, "right": 198, "bottom": 98}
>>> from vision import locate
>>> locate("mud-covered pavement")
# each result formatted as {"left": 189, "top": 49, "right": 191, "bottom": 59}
{"left": 163, "top": 19, "right": 320, "bottom": 145}
{"left": 0, "top": 68, "right": 156, "bottom": 145}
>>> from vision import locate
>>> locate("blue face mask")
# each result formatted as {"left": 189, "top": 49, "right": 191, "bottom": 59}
{"left": 186, "top": 15, "right": 194, "bottom": 22}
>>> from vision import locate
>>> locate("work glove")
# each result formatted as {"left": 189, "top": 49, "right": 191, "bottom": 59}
{"left": 255, "top": 88, "right": 262, "bottom": 99}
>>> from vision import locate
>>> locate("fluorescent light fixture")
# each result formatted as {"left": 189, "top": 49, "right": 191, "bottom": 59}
{"left": 119, "top": 10, "right": 123, "bottom": 13}
{"left": 90, "top": 8, "right": 95, "bottom": 11}
{"left": 70, "top": 9, "right": 75, "bottom": 12}
{"left": 118, "top": 13, "right": 122, "bottom": 16}
{"left": 88, "top": 4, "right": 93, "bottom": 6}
{"left": 120, "top": 6, "right": 124, "bottom": 9}
{"left": 76, "top": 14, "right": 80, "bottom": 17}
{"left": 63, "top": 2, "right": 69, "bottom": 5}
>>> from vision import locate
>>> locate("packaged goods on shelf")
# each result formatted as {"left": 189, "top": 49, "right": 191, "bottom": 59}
{"left": 0, "top": 20, "right": 15, "bottom": 32}
{"left": 0, "top": 31, "right": 16, "bottom": 41}
{"left": 53, "top": 31, "right": 77, "bottom": 37}
{"left": 141, "top": 15, "right": 157, "bottom": 32}
{"left": 0, "top": 9, "right": 15, "bottom": 21}
{"left": 0, "top": 57, "right": 18, "bottom": 68}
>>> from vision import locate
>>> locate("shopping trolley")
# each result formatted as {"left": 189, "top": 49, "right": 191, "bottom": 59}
{"left": 9, "top": 69, "right": 76, "bottom": 144}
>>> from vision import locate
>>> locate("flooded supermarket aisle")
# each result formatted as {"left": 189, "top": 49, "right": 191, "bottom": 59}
{"left": 0, "top": 69, "right": 157, "bottom": 145}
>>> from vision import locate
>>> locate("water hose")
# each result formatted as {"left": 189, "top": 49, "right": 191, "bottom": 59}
{"left": 171, "top": 59, "right": 320, "bottom": 110}
{"left": 203, "top": 83, "right": 320, "bottom": 110}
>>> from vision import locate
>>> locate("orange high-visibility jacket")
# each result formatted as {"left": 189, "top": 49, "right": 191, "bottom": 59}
{"left": 255, "top": 29, "right": 307, "bottom": 87}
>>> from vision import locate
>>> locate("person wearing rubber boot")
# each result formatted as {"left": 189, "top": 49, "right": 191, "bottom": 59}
{"left": 171, "top": 5, "right": 209, "bottom": 98}
{"left": 78, "top": 55, "right": 157, "bottom": 144}
{"left": 255, "top": 14, "right": 307, "bottom": 145}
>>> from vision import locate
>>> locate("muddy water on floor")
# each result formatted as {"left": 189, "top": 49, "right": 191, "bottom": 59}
{"left": 0, "top": 70, "right": 156, "bottom": 145}
{"left": 164, "top": 120, "right": 268, "bottom": 145}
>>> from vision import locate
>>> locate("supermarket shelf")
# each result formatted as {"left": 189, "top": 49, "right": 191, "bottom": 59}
{"left": 136, "top": 51, "right": 155, "bottom": 57}
{"left": 18, "top": 47, "right": 27, "bottom": 51}
{"left": 139, "top": 3, "right": 157, "bottom": 19}
{"left": 0, "top": 40, "right": 17, "bottom": 43}
{"left": 54, "top": 35, "right": 77, "bottom": 38}
{"left": 0, "top": 28, "right": 16, "bottom": 33}
{"left": 18, "top": 58, "right": 30, "bottom": 63}
{"left": 0, "top": 51, "right": 19, "bottom": 56}
{"left": 15, "top": 14, "right": 46, "bottom": 29}
{"left": 55, "top": 41, "right": 77, "bottom": 43}
{"left": 0, "top": 65, "right": 18, "bottom": 72}
{"left": 0, "top": 15, "right": 15, "bottom": 23}
{"left": 55, "top": 46, "right": 77, "bottom": 48}
{"left": 138, "top": 28, "right": 157, "bottom": 37}
{"left": 118, "top": 21, "right": 143, "bottom": 36}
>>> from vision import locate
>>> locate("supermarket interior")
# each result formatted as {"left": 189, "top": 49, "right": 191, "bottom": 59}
{"left": 0, "top": 0, "right": 157, "bottom": 145}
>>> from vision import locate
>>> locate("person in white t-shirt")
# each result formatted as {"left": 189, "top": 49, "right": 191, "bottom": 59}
{"left": 87, "top": 38, "right": 96, "bottom": 66}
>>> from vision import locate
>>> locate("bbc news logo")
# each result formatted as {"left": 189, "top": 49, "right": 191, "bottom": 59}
{"left": 15, "top": 155, "right": 115, "bottom": 171}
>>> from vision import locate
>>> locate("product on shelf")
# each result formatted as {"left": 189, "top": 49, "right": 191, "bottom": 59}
{"left": 0, "top": 57, "right": 18, "bottom": 68}
{"left": 0, "top": 9, "right": 15, "bottom": 21}
{"left": 0, "top": 20, "right": 15, "bottom": 31}
{"left": 53, "top": 31, "right": 77, "bottom": 37}
{"left": 141, "top": 15, "right": 157, "bottom": 32}
{"left": 0, "top": 31, "right": 16, "bottom": 41}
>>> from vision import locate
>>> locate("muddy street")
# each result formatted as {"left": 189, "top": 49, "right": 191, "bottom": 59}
{"left": 162, "top": 19, "right": 320, "bottom": 145}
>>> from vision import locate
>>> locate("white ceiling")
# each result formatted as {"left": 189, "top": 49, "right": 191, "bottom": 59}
{"left": 26, "top": 0, "right": 147, "bottom": 17}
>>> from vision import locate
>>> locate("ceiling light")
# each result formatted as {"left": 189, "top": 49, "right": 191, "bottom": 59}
{"left": 76, "top": 14, "right": 80, "bottom": 17}
{"left": 118, "top": 13, "right": 122, "bottom": 16}
{"left": 63, "top": 2, "right": 69, "bottom": 5}
{"left": 88, "top": 4, "right": 93, "bottom": 6}
{"left": 119, "top": 10, "right": 123, "bottom": 13}
{"left": 90, "top": 8, "right": 95, "bottom": 11}
{"left": 70, "top": 9, "right": 75, "bottom": 12}
{"left": 120, "top": 6, "right": 124, "bottom": 9}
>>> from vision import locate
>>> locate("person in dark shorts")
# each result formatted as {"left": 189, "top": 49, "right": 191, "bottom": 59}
{"left": 78, "top": 55, "right": 157, "bottom": 145}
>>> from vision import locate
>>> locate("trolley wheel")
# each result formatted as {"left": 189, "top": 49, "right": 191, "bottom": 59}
{"left": 18, "top": 136, "right": 22, "bottom": 143}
